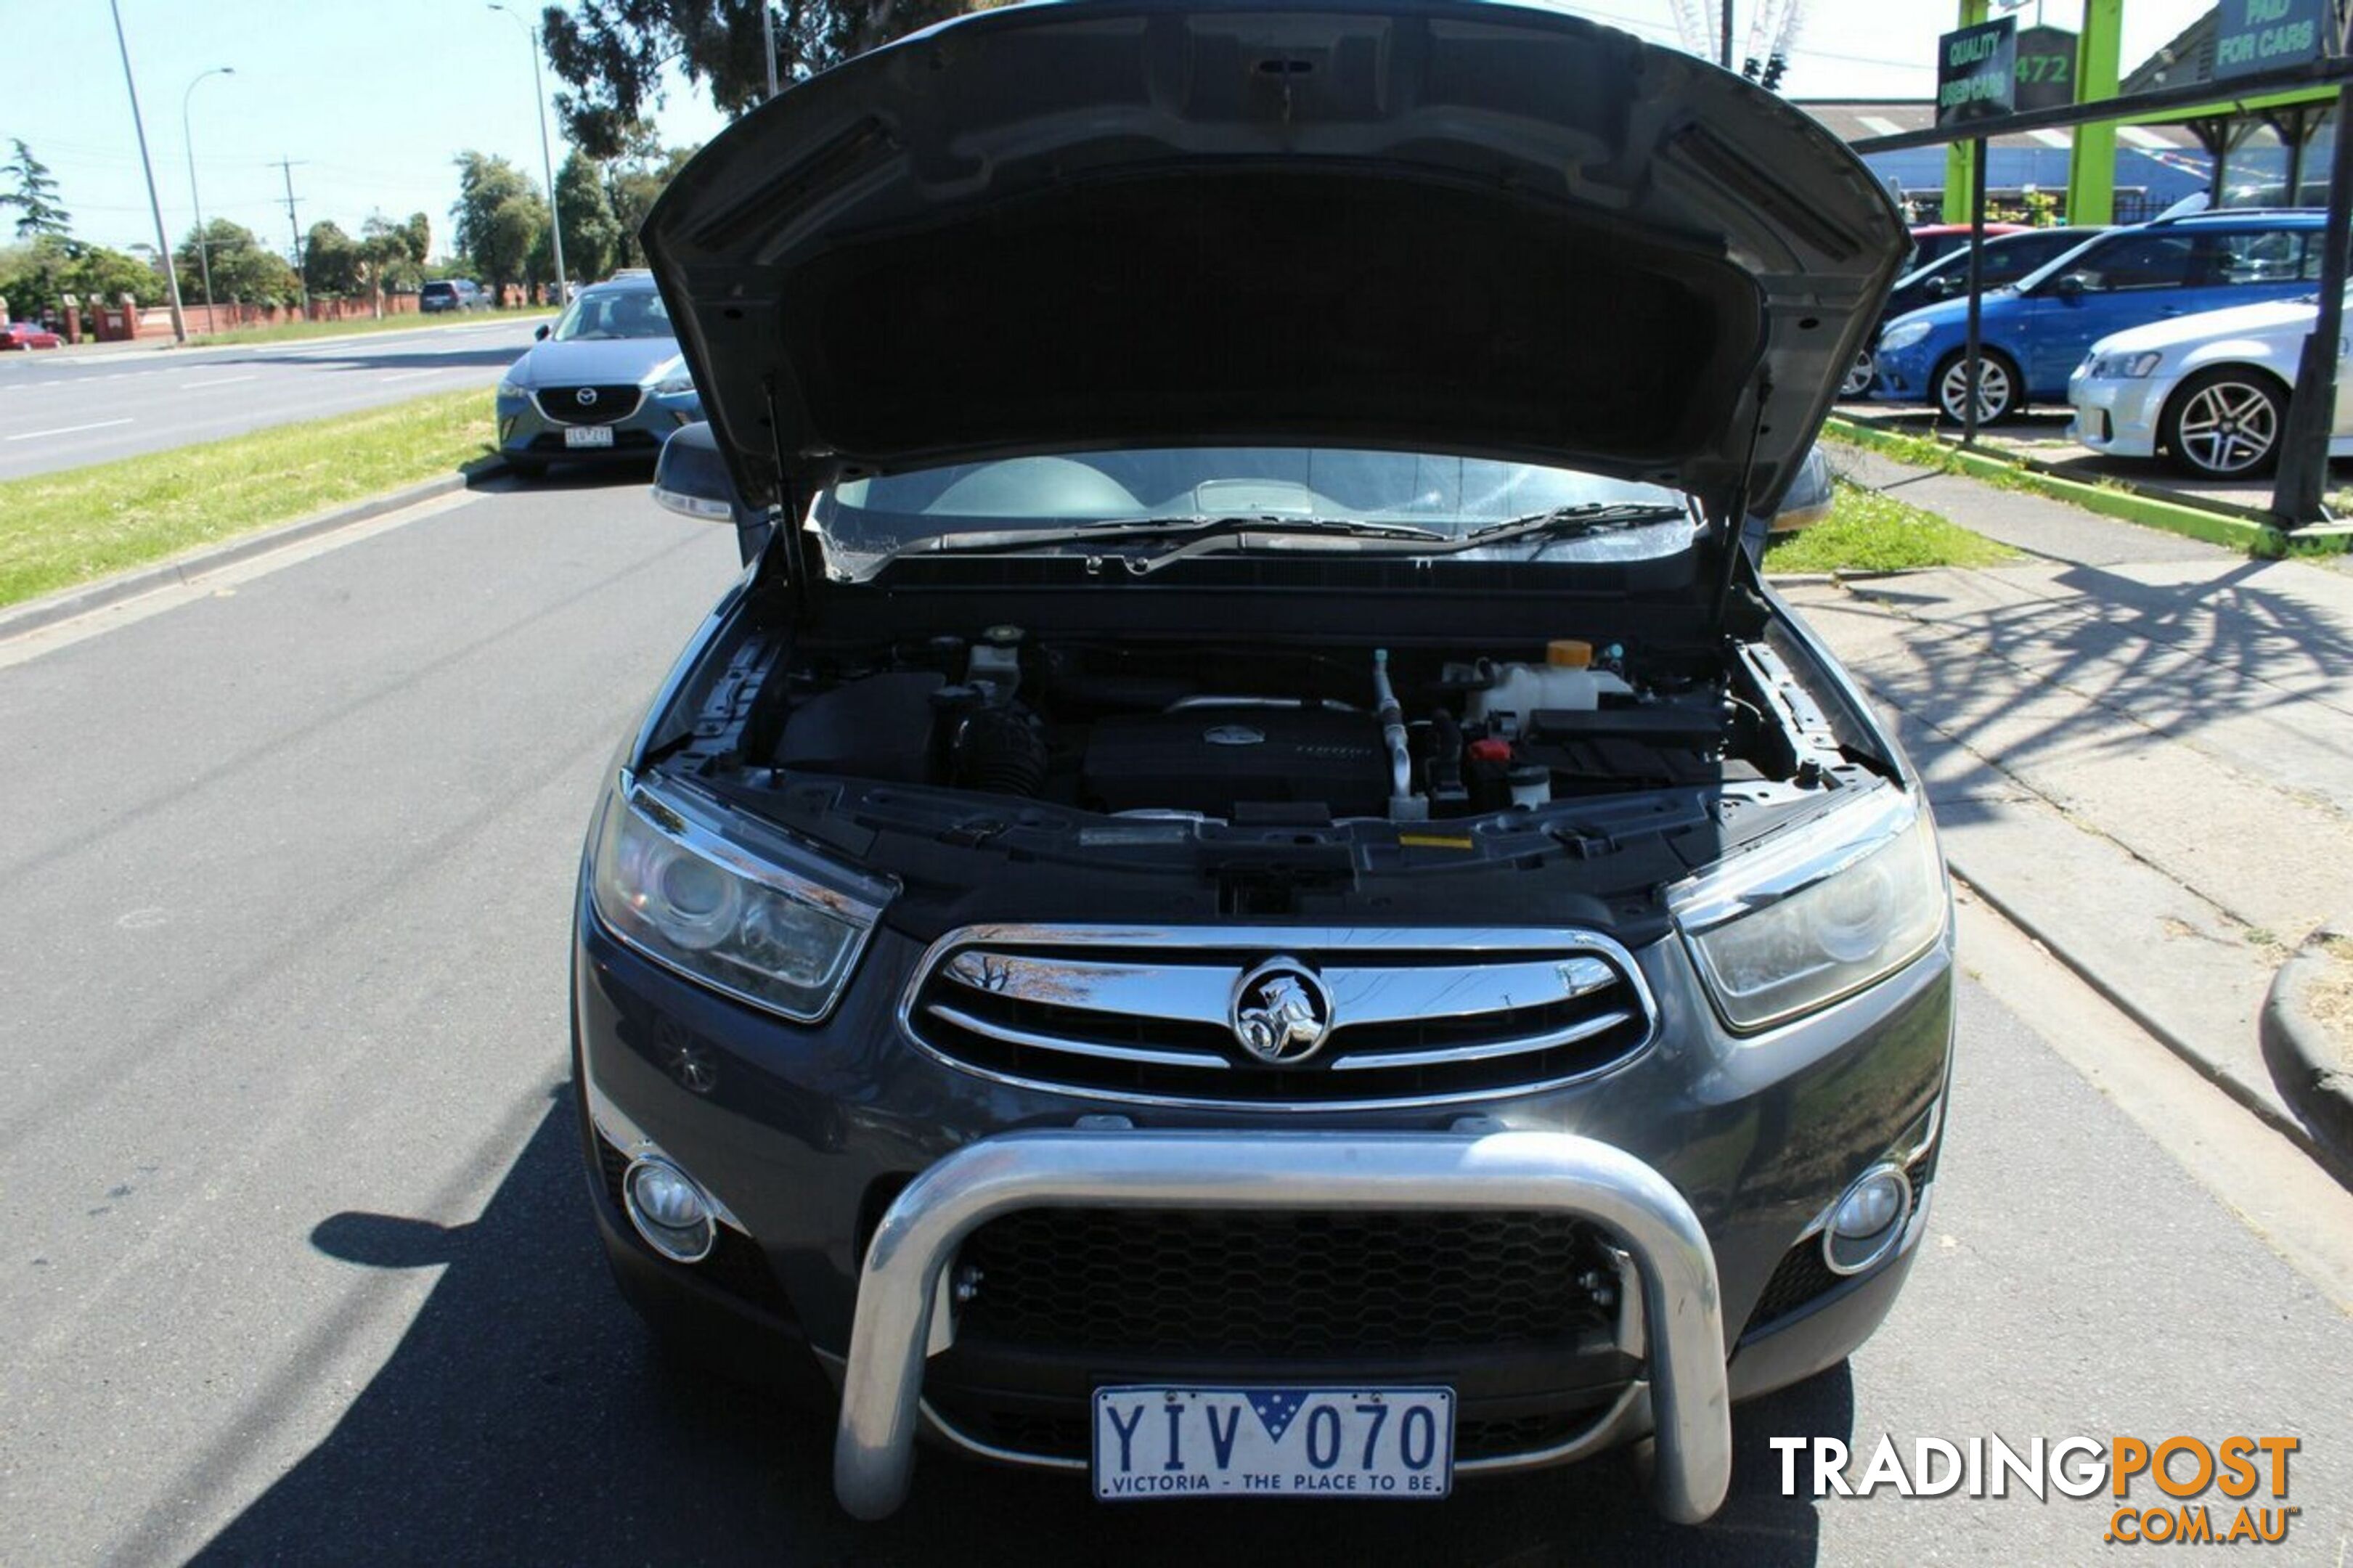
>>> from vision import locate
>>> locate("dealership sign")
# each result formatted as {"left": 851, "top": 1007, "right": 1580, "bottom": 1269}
{"left": 2014, "top": 25, "right": 2079, "bottom": 112}
{"left": 1938, "top": 15, "right": 2018, "bottom": 126}
{"left": 2213, "top": 0, "right": 2333, "bottom": 80}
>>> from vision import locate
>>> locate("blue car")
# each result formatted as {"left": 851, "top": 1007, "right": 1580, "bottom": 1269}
{"left": 494, "top": 271, "right": 703, "bottom": 476}
{"left": 1869, "top": 210, "right": 2329, "bottom": 424}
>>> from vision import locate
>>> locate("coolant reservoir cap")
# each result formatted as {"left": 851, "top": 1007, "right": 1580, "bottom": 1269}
{"left": 1546, "top": 639, "right": 1593, "bottom": 669}
{"left": 982, "top": 624, "right": 1024, "bottom": 648}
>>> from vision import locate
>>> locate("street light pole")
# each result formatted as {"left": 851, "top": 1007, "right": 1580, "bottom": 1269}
{"left": 182, "top": 66, "right": 234, "bottom": 335}
{"left": 105, "top": 0, "right": 188, "bottom": 344}
{"left": 489, "top": 4, "right": 569, "bottom": 307}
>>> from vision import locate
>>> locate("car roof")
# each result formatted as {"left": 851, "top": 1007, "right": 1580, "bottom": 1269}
{"left": 2139, "top": 208, "right": 2328, "bottom": 229}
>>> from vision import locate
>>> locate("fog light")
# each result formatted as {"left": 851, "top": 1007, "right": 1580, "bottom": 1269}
{"left": 624, "top": 1156, "right": 717, "bottom": 1263}
{"left": 1822, "top": 1164, "right": 1912, "bottom": 1276}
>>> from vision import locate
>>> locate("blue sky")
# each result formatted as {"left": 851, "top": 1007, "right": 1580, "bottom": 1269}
{"left": 10, "top": 0, "right": 2212, "bottom": 263}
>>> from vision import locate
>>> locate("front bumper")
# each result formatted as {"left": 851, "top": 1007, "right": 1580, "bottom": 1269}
{"left": 1867, "top": 338, "right": 1937, "bottom": 400}
{"left": 2067, "top": 370, "right": 2169, "bottom": 458}
{"left": 575, "top": 897, "right": 1952, "bottom": 1520}
{"left": 496, "top": 385, "right": 703, "bottom": 462}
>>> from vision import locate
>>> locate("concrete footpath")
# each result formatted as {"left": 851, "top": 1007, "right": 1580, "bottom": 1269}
{"left": 1779, "top": 444, "right": 2353, "bottom": 1174}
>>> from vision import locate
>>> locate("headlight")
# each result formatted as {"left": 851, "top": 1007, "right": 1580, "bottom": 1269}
{"left": 653, "top": 372, "right": 696, "bottom": 396}
{"left": 1670, "top": 791, "right": 1946, "bottom": 1031}
{"left": 497, "top": 377, "right": 526, "bottom": 400}
{"left": 1877, "top": 319, "right": 1933, "bottom": 354}
{"left": 2084, "top": 350, "right": 2163, "bottom": 379}
{"left": 588, "top": 775, "right": 895, "bottom": 1023}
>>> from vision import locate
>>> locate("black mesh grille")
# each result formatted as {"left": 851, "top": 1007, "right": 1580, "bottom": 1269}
{"left": 958, "top": 1209, "right": 1617, "bottom": 1357}
{"left": 1745, "top": 1238, "right": 1843, "bottom": 1331}
{"left": 536, "top": 385, "right": 644, "bottom": 425}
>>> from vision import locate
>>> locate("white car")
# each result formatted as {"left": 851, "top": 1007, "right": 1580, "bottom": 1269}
{"left": 2068, "top": 289, "right": 2350, "bottom": 479}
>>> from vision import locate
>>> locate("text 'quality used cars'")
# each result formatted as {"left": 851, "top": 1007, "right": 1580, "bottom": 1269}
{"left": 571, "top": 0, "right": 1952, "bottom": 1525}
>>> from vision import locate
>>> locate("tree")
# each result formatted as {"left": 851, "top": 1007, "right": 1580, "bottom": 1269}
{"left": 540, "top": 0, "right": 972, "bottom": 160}
{"left": 1, "top": 140, "right": 71, "bottom": 241}
{"left": 357, "top": 211, "right": 431, "bottom": 313}
{"left": 452, "top": 151, "right": 547, "bottom": 296}
{"left": 174, "top": 219, "right": 300, "bottom": 306}
{"left": 605, "top": 142, "right": 696, "bottom": 269}
{"left": 303, "top": 220, "right": 364, "bottom": 298}
{"left": 532, "top": 151, "right": 624, "bottom": 285}
{"left": 0, "top": 234, "right": 168, "bottom": 317}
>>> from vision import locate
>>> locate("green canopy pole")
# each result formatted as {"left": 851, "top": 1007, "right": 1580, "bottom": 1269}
{"left": 2066, "top": 0, "right": 2123, "bottom": 224}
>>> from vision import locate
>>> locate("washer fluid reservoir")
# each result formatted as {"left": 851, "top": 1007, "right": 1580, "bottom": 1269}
{"left": 1464, "top": 660, "right": 1633, "bottom": 730}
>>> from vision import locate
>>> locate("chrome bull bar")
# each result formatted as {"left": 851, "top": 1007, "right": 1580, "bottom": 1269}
{"left": 833, "top": 1129, "right": 1730, "bottom": 1523}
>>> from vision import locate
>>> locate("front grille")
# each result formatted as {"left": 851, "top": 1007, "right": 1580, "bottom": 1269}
{"left": 904, "top": 927, "right": 1655, "bottom": 1106}
{"left": 534, "top": 385, "right": 645, "bottom": 425}
{"left": 1745, "top": 1239, "right": 1843, "bottom": 1331}
{"left": 958, "top": 1209, "right": 1618, "bottom": 1357}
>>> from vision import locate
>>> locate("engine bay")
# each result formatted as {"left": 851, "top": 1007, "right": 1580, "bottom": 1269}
{"left": 744, "top": 624, "right": 1829, "bottom": 825}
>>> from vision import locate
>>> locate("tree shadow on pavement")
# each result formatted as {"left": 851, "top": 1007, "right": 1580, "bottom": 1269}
{"left": 189, "top": 1097, "right": 1849, "bottom": 1567}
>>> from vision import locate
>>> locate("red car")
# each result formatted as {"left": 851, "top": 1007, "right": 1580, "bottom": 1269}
{"left": 1907, "top": 221, "right": 2029, "bottom": 270}
{"left": 0, "top": 321, "right": 64, "bottom": 351}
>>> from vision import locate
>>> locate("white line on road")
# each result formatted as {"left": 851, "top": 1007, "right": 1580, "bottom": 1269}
{"left": 4, "top": 418, "right": 133, "bottom": 442}
{"left": 179, "top": 376, "right": 258, "bottom": 391}
{"left": 378, "top": 369, "right": 446, "bottom": 383}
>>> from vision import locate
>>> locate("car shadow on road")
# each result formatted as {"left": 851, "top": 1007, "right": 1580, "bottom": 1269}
{"left": 189, "top": 1098, "right": 1848, "bottom": 1567}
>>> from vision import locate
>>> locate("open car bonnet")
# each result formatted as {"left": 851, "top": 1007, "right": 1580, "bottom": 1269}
{"left": 641, "top": 0, "right": 1904, "bottom": 520}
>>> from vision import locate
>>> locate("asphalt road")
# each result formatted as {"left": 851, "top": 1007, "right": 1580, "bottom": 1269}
{"left": 1, "top": 476, "right": 2349, "bottom": 1565}
{"left": 0, "top": 317, "right": 539, "bottom": 481}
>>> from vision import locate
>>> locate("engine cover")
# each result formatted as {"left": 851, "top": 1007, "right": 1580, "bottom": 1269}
{"left": 1082, "top": 706, "right": 1389, "bottom": 818}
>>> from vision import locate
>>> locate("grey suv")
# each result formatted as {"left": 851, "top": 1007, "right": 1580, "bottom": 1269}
{"left": 573, "top": 0, "right": 1950, "bottom": 1525}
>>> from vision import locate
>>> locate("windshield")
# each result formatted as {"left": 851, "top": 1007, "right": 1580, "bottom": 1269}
{"left": 815, "top": 447, "right": 1694, "bottom": 579}
{"left": 548, "top": 289, "right": 672, "bottom": 341}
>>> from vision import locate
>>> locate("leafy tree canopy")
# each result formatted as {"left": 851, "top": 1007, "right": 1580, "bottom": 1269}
{"left": 604, "top": 139, "right": 697, "bottom": 269}
{"left": 539, "top": 0, "right": 971, "bottom": 160}
{"left": 1, "top": 140, "right": 71, "bottom": 241}
{"left": 0, "top": 234, "right": 166, "bottom": 315}
{"left": 452, "top": 151, "right": 547, "bottom": 293}
{"left": 175, "top": 219, "right": 301, "bottom": 306}
{"left": 536, "top": 150, "right": 624, "bottom": 284}
{"left": 304, "top": 220, "right": 365, "bottom": 298}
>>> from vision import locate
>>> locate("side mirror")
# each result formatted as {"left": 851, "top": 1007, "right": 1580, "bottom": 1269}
{"left": 1767, "top": 444, "right": 1835, "bottom": 535}
{"left": 534, "top": 323, "right": 550, "bottom": 340}
{"left": 1927, "top": 275, "right": 1961, "bottom": 298}
{"left": 653, "top": 422, "right": 775, "bottom": 565}
{"left": 652, "top": 422, "right": 747, "bottom": 522}
{"left": 2054, "top": 274, "right": 2087, "bottom": 304}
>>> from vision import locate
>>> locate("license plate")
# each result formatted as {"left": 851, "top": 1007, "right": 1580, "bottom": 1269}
{"left": 1093, "top": 1386, "right": 1454, "bottom": 1500}
{"left": 563, "top": 425, "right": 615, "bottom": 448}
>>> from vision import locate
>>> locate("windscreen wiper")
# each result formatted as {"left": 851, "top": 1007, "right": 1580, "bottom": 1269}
{"left": 923, "top": 513, "right": 1448, "bottom": 554}
{"left": 1461, "top": 502, "right": 1692, "bottom": 548}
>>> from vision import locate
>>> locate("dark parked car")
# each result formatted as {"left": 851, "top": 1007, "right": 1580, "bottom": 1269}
{"left": 417, "top": 279, "right": 481, "bottom": 313}
{"left": 575, "top": 0, "right": 1951, "bottom": 1527}
{"left": 1841, "top": 226, "right": 2106, "bottom": 395}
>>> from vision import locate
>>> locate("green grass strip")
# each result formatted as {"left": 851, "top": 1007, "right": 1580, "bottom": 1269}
{"left": 0, "top": 387, "right": 495, "bottom": 609}
{"left": 1765, "top": 480, "right": 2018, "bottom": 575}
{"left": 1820, "top": 416, "right": 2334, "bottom": 560}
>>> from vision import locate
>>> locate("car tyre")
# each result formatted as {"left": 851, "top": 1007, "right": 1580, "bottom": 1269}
{"left": 1840, "top": 349, "right": 1875, "bottom": 399}
{"left": 1932, "top": 348, "right": 2020, "bottom": 425}
{"left": 2161, "top": 367, "right": 2288, "bottom": 479}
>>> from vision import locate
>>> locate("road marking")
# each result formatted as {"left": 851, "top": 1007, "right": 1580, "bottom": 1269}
{"left": 378, "top": 369, "right": 444, "bottom": 383}
{"left": 179, "top": 375, "right": 257, "bottom": 391}
{"left": 4, "top": 417, "right": 133, "bottom": 441}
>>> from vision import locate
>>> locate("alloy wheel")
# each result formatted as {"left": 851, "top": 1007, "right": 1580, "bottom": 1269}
{"left": 1936, "top": 355, "right": 2013, "bottom": 424}
{"left": 2174, "top": 379, "right": 2280, "bottom": 477}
